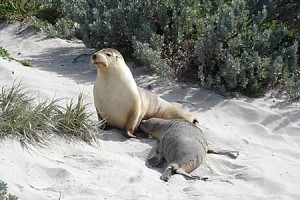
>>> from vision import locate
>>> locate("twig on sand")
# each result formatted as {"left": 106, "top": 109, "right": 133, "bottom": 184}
{"left": 174, "top": 100, "right": 197, "bottom": 106}
{"left": 72, "top": 53, "right": 92, "bottom": 63}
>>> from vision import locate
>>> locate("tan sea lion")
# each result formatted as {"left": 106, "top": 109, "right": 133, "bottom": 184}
{"left": 91, "top": 48, "right": 198, "bottom": 138}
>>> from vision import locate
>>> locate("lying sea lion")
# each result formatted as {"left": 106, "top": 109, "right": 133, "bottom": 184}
{"left": 140, "top": 118, "right": 239, "bottom": 181}
{"left": 91, "top": 48, "right": 198, "bottom": 138}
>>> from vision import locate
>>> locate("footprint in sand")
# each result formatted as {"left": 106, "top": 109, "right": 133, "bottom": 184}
{"left": 26, "top": 165, "right": 71, "bottom": 190}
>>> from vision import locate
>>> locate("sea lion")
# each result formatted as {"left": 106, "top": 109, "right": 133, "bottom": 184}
{"left": 140, "top": 118, "right": 239, "bottom": 181}
{"left": 91, "top": 48, "right": 198, "bottom": 138}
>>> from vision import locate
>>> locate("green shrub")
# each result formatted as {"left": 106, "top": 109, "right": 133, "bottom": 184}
{"left": 28, "top": 0, "right": 77, "bottom": 39}
{"left": 0, "top": 180, "right": 18, "bottom": 200}
{"left": 55, "top": 0, "right": 299, "bottom": 99}
{"left": 1, "top": 0, "right": 299, "bottom": 100}
{"left": 59, "top": 0, "right": 206, "bottom": 76}
{"left": 195, "top": 0, "right": 299, "bottom": 98}
{"left": 132, "top": 38, "right": 172, "bottom": 77}
{"left": 0, "top": 0, "right": 44, "bottom": 21}
{"left": 30, "top": 16, "right": 76, "bottom": 39}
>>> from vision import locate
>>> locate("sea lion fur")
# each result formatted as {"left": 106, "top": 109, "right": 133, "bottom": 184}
{"left": 91, "top": 48, "right": 198, "bottom": 138}
{"left": 140, "top": 118, "right": 239, "bottom": 181}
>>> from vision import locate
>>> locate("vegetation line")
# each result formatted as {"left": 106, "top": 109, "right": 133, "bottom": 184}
{"left": 0, "top": 0, "right": 299, "bottom": 100}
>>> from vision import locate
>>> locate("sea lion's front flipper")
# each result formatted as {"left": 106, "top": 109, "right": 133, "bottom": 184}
{"left": 146, "top": 153, "right": 164, "bottom": 168}
{"left": 125, "top": 104, "right": 141, "bottom": 138}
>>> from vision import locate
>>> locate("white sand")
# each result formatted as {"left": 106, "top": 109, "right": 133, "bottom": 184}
{"left": 1, "top": 22, "right": 300, "bottom": 200}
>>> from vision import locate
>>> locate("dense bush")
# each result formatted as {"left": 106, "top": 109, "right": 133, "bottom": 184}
{"left": 1, "top": 0, "right": 299, "bottom": 100}
{"left": 54, "top": 0, "right": 299, "bottom": 99}
{"left": 0, "top": 0, "right": 44, "bottom": 21}
{"left": 56, "top": 0, "right": 209, "bottom": 75}
{"left": 28, "top": 0, "right": 75, "bottom": 39}
{"left": 195, "top": 0, "right": 299, "bottom": 97}
{"left": 29, "top": 16, "right": 76, "bottom": 39}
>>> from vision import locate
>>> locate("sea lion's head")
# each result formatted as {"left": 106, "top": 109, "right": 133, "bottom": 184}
{"left": 140, "top": 118, "right": 168, "bottom": 139}
{"left": 91, "top": 48, "right": 124, "bottom": 72}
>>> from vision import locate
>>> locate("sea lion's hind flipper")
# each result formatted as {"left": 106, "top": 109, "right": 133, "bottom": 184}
{"left": 160, "top": 166, "right": 173, "bottom": 182}
{"left": 175, "top": 168, "right": 208, "bottom": 181}
{"left": 207, "top": 149, "right": 239, "bottom": 159}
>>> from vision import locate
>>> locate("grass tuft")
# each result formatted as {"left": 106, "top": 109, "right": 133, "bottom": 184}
{"left": 55, "top": 94, "right": 100, "bottom": 144}
{"left": 0, "top": 81, "right": 102, "bottom": 145}
{"left": 0, "top": 46, "right": 12, "bottom": 60}
{"left": 19, "top": 60, "right": 32, "bottom": 67}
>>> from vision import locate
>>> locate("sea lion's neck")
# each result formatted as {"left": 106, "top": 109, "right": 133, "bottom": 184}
{"left": 97, "top": 67, "right": 108, "bottom": 74}
{"left": 96, "top": 64, "right": 137, "bottom": 91}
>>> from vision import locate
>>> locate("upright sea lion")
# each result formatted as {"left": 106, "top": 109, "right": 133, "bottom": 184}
{"left": 91, "top": 48, "right": 197, "bottom": 138}
{"left": 140, "top": 118, "right": 239, "bottom": 181}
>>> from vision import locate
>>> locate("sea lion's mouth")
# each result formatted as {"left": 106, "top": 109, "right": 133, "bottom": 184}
{"left": 91, "top": 53, "right": 109, "bottom": 68}
{"left": 91, "top": 60, "right": 107, "bottom": 68}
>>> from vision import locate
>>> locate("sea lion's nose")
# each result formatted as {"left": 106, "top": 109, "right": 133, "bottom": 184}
{"left": 92, "top": 54, "right": 97, "bottom": 60}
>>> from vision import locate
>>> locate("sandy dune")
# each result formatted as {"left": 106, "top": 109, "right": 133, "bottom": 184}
{"left": 1, "top": 22, "right": 300, "bottom": 200}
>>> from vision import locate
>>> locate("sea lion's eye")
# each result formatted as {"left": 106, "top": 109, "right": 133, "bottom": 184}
{"left": 106, "top": 53, "right": 112, "bottom": 57}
